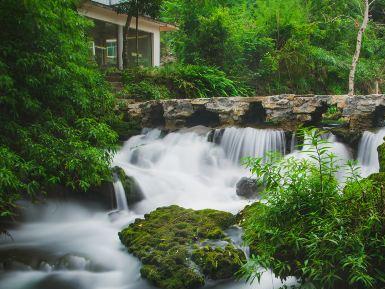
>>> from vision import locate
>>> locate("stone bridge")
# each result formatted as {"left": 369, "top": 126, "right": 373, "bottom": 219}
{"left": 120, "top": 94, "right": 385, "bottom": 132}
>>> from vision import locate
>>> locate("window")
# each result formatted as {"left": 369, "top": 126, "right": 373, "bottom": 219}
{"left": 87, "top": 19, "right": 119, "bottom": 68}
{"left": 106, "top": 39, "right": 117, "bottom": 59}
{"left": 126, "top": 30, "right": 153, "bottom": 67}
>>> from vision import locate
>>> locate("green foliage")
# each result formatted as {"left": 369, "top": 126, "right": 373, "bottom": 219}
{"left": 123, "top": 80, "right": 171, "bottom": 100}
{"left": 241, "top": 128, "right": 385, "bottom": 288}
{"left": 0, "top": 0, "right": 118, "bottom": 219}
{"left": 114, "top": 0, "right": 163, "bottom": 18}
{"left": 119, "top": 205, "right": 244, "bottom": 289}
{"left": 321, "top": 104, "right": 347, "bottom": 126}
{"left": 121, "top": 64, "right": 241, "bottom": 99}
{"left": 161, "top": 0, "right": 385, "bottom": 95}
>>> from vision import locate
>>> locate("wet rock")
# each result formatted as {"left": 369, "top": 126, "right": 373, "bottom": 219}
{"left": 179, "top": 125, "right": 212, "bottom": 136}
{"left": 38, "top": 261, "right": 54, "bottom": 272}
{"left": 3, "top": 260, "right": 32, "bottom": 271}
{"left": 108, "top": 210, "right": 125, "bottom": 222}
{"left": 236, "top": 177, "right": 262, "bottom": 198}
{"left": 85, "top": 181, "right": 115, "bottom": 209}
{"left": 112, "top": 166, "right": 144, "bottom": 205}
{"left": 207, "top": 129, "right": 224, "bottom": 144}
{"left": 328, "top": 127, "right": 362, "bottom": 150}
{"left": 57, "top": 254, "right": 90, "bottom": 271}
{"left": 119, "top": 205, "right": 245, "bottom": 289}
{"left": 378, "top": 143, "right": 385, "bottom": 173}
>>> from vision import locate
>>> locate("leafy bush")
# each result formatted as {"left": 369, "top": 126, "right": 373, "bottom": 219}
{"left": 0, "top": 0, "right": 118, "bottom": 220}
{"left": 161, "top": 0, "right": 385, "bottom": 95}
{"left": 121, "top": 64, "right": 242, "bottom": 100}
{"left": 241, "top": 129, "right": 385, "bottom": 289}
{"left": 122, "top": 81, "right": 171, "bottom": 100}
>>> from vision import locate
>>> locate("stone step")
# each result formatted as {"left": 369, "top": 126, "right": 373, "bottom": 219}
{"left": 109, "top": 81, "right": 124, "bottom": 92}
{"left": 106, "top": 75, "right": 122, "bottom": 82}
{"left": 105, "top": 71, "right": 123, "bottom": 82}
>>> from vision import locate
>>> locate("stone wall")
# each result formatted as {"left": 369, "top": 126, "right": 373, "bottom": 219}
{"left": 120, "top": 94, "right": 385, "bottom": 131}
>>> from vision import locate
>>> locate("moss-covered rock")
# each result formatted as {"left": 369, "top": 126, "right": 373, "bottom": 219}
{"left": 328, "top": 127, "right": 362, "bottom": 149}
{"left": 368, "top": 172, "right": 385, "bottom": 183}
{"left": 191, "top": 245, "right": 245, "bottom": 280}
{"left": 236, "top": 202, "right": 266, "bottom": 256}
{"left": 112, "top": 166, "right": 144, "bottom": 204}
{"left": 119, "top": 205, "right": 245, "bottom": 289}
{"left": 378, "top": 143, "right": 385, "bottom": 172}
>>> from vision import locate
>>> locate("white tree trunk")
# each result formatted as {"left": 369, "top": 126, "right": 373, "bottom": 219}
{"left": 375, "top": 79, "right": 380, "bottom": 94}
{"left": 348, "top": 0, "right": 370, "bottom": 96}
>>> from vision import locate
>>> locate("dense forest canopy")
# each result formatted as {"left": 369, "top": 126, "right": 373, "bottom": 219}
{"left": 160, "top": 0, "right": 385, "bottom": 95}
{"left": 0, "top": 0, "right": 117, "bottom": 219}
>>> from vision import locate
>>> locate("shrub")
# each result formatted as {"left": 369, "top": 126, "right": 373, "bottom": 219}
{"left": 0, "top": 0, "right": 118, "bottom": 220}
{"left": 121, "top": 64, "right": 242, "bottom": 100}
{"left": 241, "top": 129, "right": 385, "bottom": 289}
{"left": 122, "top": 81, "right": 170, "bottom": 100}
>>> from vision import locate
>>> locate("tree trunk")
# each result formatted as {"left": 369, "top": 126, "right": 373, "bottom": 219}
{"left": 348, "top": 0, "right": 370, "bottom": 96}
{"left": 375, "top": 79, "right": 380, "bottom": 94}
{"left": 136, "top": 8, "right": 139, "bottom": 66}
{"left": 123, "top": 15, "right": 132, "bottom": 69}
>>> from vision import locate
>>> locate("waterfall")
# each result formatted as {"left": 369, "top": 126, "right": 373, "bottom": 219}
{"left": 113, "top": 129, "right": 250, "bottom": 213}
{"left": 0, "top": 126, "right": 356, "bottom": 289}
{"left": 218, "top": 127, "right": 286, "bottom": 163}
{"left": 113, "top": 177, "right": 129, "bottom": 211}
{"left": 288, "top": 132, "right": 352, "bottom": 180}
{"left": 290, "top": 132, "right": 297, "bottom": 153}
{"left": 357, "top": 128, "right": 385, "bottom": 177}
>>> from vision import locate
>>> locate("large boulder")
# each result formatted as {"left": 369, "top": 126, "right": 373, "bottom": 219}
{"left": 118, "top": 205, "right": 246, "bottom": 289}
{"left": 236, "top": 177, "right": 262, "bottom": 199}
{"left": 112, "top": 166, "right": 144, "bottom": 205}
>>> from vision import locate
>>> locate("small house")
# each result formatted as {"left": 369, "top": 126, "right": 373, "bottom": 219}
{"left": 78, "top": 0, "right": 177, "bottom": 69}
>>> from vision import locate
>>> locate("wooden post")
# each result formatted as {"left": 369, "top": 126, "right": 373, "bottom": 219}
{"left": 136, "top": 8, "right": 139, "bottom": 66}
{"left": 123, "top": 15, "right": 132, "bottom": 69}
{"left": 118, "top": 25, "right": 124, "bottom": 70}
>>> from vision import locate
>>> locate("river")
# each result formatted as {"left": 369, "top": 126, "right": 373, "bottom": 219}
{"left": 1, "top": 126, "right": 384, "bottom": 289}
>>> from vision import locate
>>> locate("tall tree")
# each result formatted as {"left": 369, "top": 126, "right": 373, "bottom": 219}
{"left": 348, "top": 0, "right": 372, "bottom": 95}
{"left": 0, "top": 0, "right": 117, "bottom": 221}
{"left": 114, "top": 0, "right": 163, "bottom": 67}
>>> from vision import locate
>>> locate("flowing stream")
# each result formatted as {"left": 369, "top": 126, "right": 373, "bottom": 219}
{"left": 1, "top": 126, "right": 384, "bottom": 289}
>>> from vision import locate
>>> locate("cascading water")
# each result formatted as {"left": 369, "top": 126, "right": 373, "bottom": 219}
{"left": 0, "top": 126, "right": 363, "bottom": 289}
{"left": 288, "top": 132, "right": 352, "bottom": 180}
{"left": 357, "top": 128, "right": 385, "bottom": 177}
{"left": 290, "top": 132, "right": 297, "bottom": 153}
{"left": 113, "top": 128, "right": 249, "bottom": 213}
{"left": 112, "top": 178, "right": 129, "bottom": 211}
{"left": 217, "top": 127, "right": 286, "bottom": 163}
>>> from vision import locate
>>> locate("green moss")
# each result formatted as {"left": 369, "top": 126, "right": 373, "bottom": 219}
{"left": 191, "top": 245, "right": 245, "bottom": 280}
{"left": 119, "top": 205, "right": 240, "bottom": 289}
{"left": 368, "top": 172, "right": 385, "bottom": 183}
{"left": 236, "top": 202, "right": 266, "bottom": 256}
{"left": 378, "top": 143, "right": 385, "bottom": 173}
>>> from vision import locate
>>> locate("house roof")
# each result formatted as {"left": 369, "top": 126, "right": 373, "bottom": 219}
{"left": 89, "top": 0, "right": 177, "bottom": 31}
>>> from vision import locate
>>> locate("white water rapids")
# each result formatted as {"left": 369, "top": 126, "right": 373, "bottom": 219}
{"left": 1, "top": 126, "right": 384, "bottom": 289}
